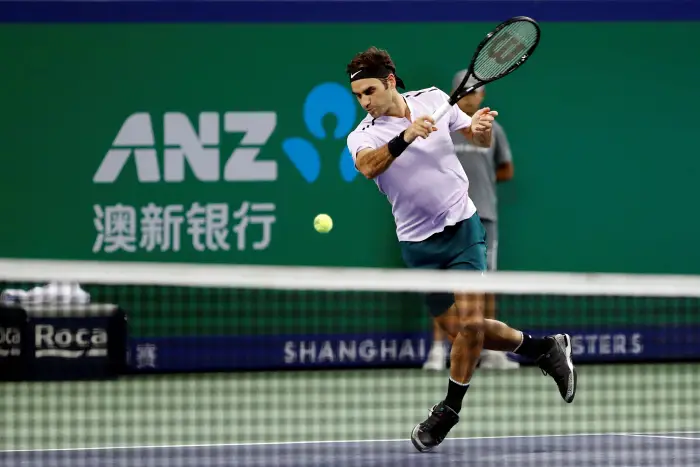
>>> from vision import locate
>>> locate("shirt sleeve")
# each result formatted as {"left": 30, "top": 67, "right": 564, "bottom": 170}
{"left": 438, "top": 89, "right": 472, "bottom": 132}
{"left": 493, "top": 123, "right": 513, "bottom": 165}
{"left": 347, "top": 129, "right": 381, "bottom": 162}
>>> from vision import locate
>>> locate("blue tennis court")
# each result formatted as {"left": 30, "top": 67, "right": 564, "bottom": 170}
{"left": 2, "top": 432, "right": 699, "bottom": 466}
{"left": 1, "top": 366, "right": 699, "bottom": 467}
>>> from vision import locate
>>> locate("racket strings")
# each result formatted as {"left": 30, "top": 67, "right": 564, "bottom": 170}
{"left": 473, "top": 22, "right": 539, "bottom": 81}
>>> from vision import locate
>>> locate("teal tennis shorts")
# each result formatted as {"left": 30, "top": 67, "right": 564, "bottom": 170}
{"left": 399, "top": 213, "right": 487, "bottom": 317}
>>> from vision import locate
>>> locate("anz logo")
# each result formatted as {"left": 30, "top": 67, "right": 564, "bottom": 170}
{"left": 282, "top": 82, "right": 359, "bottom": 183}
{"left": 96, "top": 82, "right": 360, "bottom": 185}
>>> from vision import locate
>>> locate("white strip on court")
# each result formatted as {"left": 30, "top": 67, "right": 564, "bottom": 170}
{"left": 2, "top": 431, "right": 699, "bottom": 454}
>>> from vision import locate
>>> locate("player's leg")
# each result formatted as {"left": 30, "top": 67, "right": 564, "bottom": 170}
{"left": 435, "top": 302, "right": 577, "bottom": 402}
{"left": 439, "top": 216, "right": 573, "bottom": 395}
{"left": 410, "top": 214, "right": 577, "bottom": 452}
{"left": 446, "top": 292, "right": 484, "bottom": 406}
{"left": 412, "top": 309, "right": 578, "bottom": 452}
{"left": 410, "top": 291, "right": 484, "bottom": 453}
{"left": 410, "top": 216, "right": 488, "bottom": 452}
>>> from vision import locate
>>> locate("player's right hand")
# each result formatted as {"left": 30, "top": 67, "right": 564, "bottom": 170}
{"left": 404, "top": 116, "right": 437, "bottom": 143}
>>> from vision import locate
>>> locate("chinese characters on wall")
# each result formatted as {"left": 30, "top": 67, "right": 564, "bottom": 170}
{"left": 93, "top": 202, "right": 276, "bottom": 254}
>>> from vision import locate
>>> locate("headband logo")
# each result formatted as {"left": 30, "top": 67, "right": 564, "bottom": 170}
{"left": 348, "top": 65, "right": 406, "bottom": 89}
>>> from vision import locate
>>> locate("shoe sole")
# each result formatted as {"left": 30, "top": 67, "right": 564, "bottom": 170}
{"left": 410, "top": 424, "right": 433, "bottom": 453}
{"left": 558, "top": 333, "right": 577, "bottom": 403}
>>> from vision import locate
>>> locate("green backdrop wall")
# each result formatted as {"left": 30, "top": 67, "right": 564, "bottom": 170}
{"left": 2, "top": 22, "right": 698, "bottom": 273}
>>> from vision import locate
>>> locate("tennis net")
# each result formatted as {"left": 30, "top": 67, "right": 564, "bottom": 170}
{"left": 0, "top": 258, "right": 699, "bottom": 466}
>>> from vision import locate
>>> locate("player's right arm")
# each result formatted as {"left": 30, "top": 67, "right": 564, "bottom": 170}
{"left": 350, "top": 118, "right": 436, "bottom": 179}
{"left": 354, "top": 146, "right": 396, "bottom": 179}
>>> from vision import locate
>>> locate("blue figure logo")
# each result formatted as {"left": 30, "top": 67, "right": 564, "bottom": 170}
{"left": 282, "top": 82, "right": 359, "bottom": 183}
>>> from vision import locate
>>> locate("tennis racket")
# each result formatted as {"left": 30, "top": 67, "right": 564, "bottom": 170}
{"left": 431, "top": 16, "right": 541, "bottom": 123}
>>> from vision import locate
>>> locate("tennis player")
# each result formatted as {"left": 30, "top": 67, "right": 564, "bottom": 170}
{"left": 345, "top": 47, "right": 577, "bottom": 453}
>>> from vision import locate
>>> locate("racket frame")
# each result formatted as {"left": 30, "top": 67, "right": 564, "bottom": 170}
{"left": 431, "top": 16, "right": 541, "bottom": 123}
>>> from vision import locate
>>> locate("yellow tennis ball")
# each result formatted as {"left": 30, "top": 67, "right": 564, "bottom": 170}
{"left": 314, "top": 214, "right": 333, "bottom": 233}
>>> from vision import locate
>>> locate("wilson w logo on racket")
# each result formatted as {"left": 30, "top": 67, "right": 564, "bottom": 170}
{"left": 432, "top": 16, "right": 541, "bottom": 123}
{"left": 484, "top": 31, "right": 530, "bottom": 64}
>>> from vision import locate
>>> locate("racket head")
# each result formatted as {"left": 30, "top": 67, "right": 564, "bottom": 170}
{"left": 451, "top": 16, "right": 541, "bottom": 103}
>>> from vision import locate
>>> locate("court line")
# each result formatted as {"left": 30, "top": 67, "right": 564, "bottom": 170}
{"left": 623, "top": 434, "right": 700, "bottom": 441}
{"left": 1, "top": 430, "right": 699, "bottom": 454}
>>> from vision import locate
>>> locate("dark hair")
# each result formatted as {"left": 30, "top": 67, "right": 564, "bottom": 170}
{"left": 346, "top": 46, "right": 396, "bottom": 74}
{"left": 346, "top": 47, "right": 396, "bottom": 87}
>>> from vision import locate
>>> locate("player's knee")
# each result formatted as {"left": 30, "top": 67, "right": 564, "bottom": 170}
{"left": 458, "top": 315, "right": 484, "bottom": 350}
{"left": 458, "top": 313, "right": 485, "bottom": 334}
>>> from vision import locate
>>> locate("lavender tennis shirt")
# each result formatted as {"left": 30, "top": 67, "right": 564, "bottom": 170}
{"left": 346, "top": 87, "right": 476, "bottom": 242}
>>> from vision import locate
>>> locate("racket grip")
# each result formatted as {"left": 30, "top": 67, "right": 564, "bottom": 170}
{"left": 431, "top": 101, "right": 452, "bottom": 123}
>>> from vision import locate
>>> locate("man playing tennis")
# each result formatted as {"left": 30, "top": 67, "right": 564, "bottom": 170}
{"left": 345, "top": 47, "right": 577, "bottom": 452}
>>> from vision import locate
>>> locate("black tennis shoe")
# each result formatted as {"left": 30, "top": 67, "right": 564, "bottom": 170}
{"left": 536, "top": 334, "right": 578, "bottom": 403}
{"left": 410, "top": 401, "right": 459, "bottom": 452}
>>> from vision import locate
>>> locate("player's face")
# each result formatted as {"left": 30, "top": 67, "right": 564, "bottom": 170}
{"left": 457, "top": 90, "right": 485, "bottom": 116}
{"left": 351, "top": 78, "right": 392, "bottom": 118}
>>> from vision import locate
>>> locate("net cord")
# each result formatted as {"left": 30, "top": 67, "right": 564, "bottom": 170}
{"left": 0, "top": 258, "right": 699, "bottom": 297}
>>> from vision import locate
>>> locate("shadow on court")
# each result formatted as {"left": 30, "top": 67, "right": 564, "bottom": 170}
{"left": 2, "top": 433, "right": 698, "bottom": 466}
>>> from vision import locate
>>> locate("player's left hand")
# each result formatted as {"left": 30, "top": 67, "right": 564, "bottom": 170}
{"left": 471, "top": 107, "right": 498, "bottom": 134}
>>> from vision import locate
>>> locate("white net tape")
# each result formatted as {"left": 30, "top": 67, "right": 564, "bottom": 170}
{"left": 1, "top": 258, "right": 699, "bottom": 297}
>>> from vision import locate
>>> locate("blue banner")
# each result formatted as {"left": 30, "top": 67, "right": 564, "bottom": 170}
{"left": 1, "top": 0, "right": 698, "bottom": 23}
{"left": 126, "top": 325, "right": 700, "bottom": 373}
{"left": 127, "top": 332, "right": 431, "bottom": 372}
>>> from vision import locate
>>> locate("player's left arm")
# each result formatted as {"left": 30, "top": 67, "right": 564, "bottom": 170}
{"left": 460, "top": 108, "right": 498, "bottom": 148}
{"left": 493, "top": 123, "right": 514, "bottom": 182}
{"left": 441, "top": 89, "right": 495, "bottom": 148}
